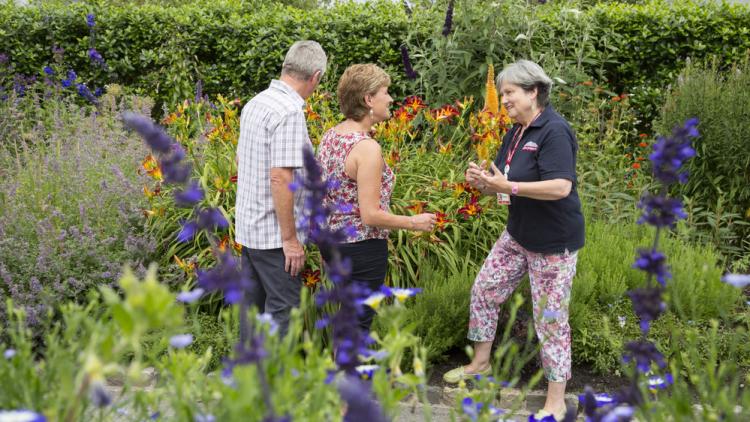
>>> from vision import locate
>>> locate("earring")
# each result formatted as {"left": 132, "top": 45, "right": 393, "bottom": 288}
{"left": 369, "top": 108, "right": 374, "bottom": 118}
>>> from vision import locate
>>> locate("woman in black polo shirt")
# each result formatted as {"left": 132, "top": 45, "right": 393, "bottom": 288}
{"left": 443, "top": 60, "right": 584, "bottom": 421}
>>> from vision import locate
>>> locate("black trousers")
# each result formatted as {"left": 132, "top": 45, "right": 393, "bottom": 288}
{"left": 242, "top": 246, "right": 302, "bottom": 337}
{"left": 322, "top": 238, "right": 388, "bottom": 331}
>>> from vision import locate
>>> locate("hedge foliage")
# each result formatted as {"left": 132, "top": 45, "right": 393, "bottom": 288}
{"left": 0, "top": 0, "right": 416, "bottom": 108}
{"left": 2, "top": 0, "right": 750, "bottom": 121}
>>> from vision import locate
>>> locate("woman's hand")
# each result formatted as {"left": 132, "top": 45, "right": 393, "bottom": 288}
{"left": 465, "top": 161, "right": 489, "bottom": 191}
{"left": 410, "top": 213, "right": 437, "bottom": 232}
{"left": 477, "top": 162, "right": 511, "bottom": 194}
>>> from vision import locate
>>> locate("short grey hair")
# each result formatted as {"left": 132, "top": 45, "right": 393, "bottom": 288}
{"left": 496, "top": 60, "right": 553, "bottom": 107}
{"left": 282, "top": 40, "right": 327, "bottom": 80}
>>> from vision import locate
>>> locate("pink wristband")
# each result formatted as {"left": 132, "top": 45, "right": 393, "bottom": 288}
{"left": 511, "top": 182, "right": 519, "bottom": 196}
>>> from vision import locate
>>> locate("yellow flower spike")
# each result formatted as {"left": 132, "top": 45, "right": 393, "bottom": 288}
{"left": 484, "top": 64, "right": 499, "bottom": 115}
{"left": 83, "top": 354, "right": 105, "bottom": 383}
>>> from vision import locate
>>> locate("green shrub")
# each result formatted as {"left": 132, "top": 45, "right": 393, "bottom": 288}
{"left": 0, "top": 0, "right": 415, "bottom": 110}
{"left": 656, "top": 57, "right": 750, "bottom": 268}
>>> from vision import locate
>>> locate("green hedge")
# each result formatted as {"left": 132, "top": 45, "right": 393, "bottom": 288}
{"left": 2, "top": 0, "right": 750, "bottom": 123}
{"left": 0, "top": 0, "right": 415, "bottom": 108}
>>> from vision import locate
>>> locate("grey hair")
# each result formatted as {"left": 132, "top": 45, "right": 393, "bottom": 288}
{"left": 282, "top": 40, "right": 328, "bottom": 80}
{"left": 496, "top": 59, "right": 553, "bottom": 107}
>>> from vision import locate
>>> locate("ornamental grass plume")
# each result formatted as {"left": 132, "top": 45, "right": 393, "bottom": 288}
{"left": 483, "top": 64, "right": 499, "bottom": 114}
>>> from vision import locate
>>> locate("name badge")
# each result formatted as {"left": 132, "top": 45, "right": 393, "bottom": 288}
{"left": 497, "top": 193, "right": 510, "bottom": 205}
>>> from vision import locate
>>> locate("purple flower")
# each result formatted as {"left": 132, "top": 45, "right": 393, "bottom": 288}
{"left": 196, "top": 208, "right": 229, "bottom": 231}
{"left": 627, "top": 287, "right": 666, "bottom": 334}
{"left": 623, "top": 340, "right": 665, "bottom": 373}
{"left": 176, "top": 288, "right": 204, "bottom": 303}
{"left": 121, "top": 112, "right": 174, "bottom": 154}
{"left": 93, "top": 87, "right": 104, "bottom": 97}
{"left": 197, "top": 251, "right": 252, "bottom": 305}
{"left": 442, "top": 0, "right": 455, "bottom": 36}
{"left": 43, "top": 66, "right": 54, "bottom": 76}
{"left": 88, "top": 48, "right": 105, "bottom": 67}
{"left": 169, "top": 334, "right": 194, "bottom": 349}
{"left": 722, "top": 273, "right": 750, "bottom": 288}
{"left": 400, "top": 45, "right": 418, "bottom": 80}
{"left": 174, "top": 182, "right": 204, "bottom": 207}
{"left": 195, "top": 79, "right": 203, "bottom": 103}
{"left": 194, "top": 415, "right": 216, "bottom": 422}
{"left": 61, "top": 69, "right": 78, "bottom": 88}
{"left": 637, "top": 194, "right": 686, "bottom": 228}
{"left": 4, "top": 349, "right": 16, "bottom": 359}
{"left": 0, "top": 53, "right": 8, "bottom": 65}
{"left": 649, "top": 118, "right": 698, "bottom": 185}
{"left": 90, "top": 382, "right": 112, "bottom": 407}
{"left": 226, "top": 333, "right": 267, "bottom": 367}
{"left": 633, "top": 249, "right": 670, "bottom": 286}
{"left": 177, "top": 221, "right": 198, "bottom": 243}
{"left": 338, "top": 375, "right": 388, "bottom": 422}
{"left": 579, "top": 389, "right": 615, "bottom": 411}
{"left": 86, "top": 14, "right": 96, "bottom": 28}
{"left": 76, "top": 83, "right": 99, "bottom": 105}
{"left": 647, "top": 373, "right": 674, "bottom": 390}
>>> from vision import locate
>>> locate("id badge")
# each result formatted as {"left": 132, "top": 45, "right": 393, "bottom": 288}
{"left": 497, "top": 193, "right": 510, "bottom": 205}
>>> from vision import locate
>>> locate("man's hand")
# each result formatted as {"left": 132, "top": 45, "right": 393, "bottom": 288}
{"left": 282, "top": 238, "right": 305, "bottom": 277}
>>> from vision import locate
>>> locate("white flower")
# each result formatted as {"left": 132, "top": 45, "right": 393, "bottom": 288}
{"left": 514, "top": 33, "right": 529, "bottom": 42}
{"left": 362, "top": 292, "right": 387, "bottom": 310}
{"left": 0, "top": 410, "right": 46, "bottom": 422}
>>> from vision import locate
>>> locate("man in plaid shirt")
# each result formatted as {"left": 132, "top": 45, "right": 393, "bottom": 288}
{"left": 235, "top": 41, "right": 327, "bottom": 336}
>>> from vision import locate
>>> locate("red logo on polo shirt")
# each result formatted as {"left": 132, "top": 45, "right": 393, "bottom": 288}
{"left": 522, "top": 141, "right": 538, "bottom": 152}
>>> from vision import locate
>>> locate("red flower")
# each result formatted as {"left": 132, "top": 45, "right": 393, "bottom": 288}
{"left": 638, "top": 142, "right": 648, "bottom": 148}
{"left": 301, "top": 268, "right": 322, "bottom": 289}
{"left": 458, "top": 196, "right": 483, "bottom": 219}
{"left": 434, "top": 212, "right": 452, "bottom": 231}
{"left": 430, "top": 104, "right": 459, "bottom": 122}
{"left": 639, "top": 133, "right": 648, "bottom": 139}
{"left": 230, "top": 174, "right": 238, "bottom": 183}
{"left": 632, "top": 163, "right": 641, "bottom": 169}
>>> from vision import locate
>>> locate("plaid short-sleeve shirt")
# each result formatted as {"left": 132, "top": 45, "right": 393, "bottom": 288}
{"left": 235, "top": 80, "right": 311, "bottom": 249}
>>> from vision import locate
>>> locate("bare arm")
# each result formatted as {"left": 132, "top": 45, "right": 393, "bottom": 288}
{"left": 270, "top": 167, "right": 305, "bottom": 276}
{"left": 348, "top": 139, "right": 435, "bottom": 231}
{"left": 475, "top": 162, "right": 572, "bottom": 201}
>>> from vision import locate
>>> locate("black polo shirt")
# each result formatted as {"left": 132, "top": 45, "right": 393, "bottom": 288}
{"left": 493, "top": 107, "right": 585, "bottom": 254}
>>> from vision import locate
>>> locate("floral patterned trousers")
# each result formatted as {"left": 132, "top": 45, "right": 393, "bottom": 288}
{"left": 468, "top": 231, "right": 578, "bottom": 382}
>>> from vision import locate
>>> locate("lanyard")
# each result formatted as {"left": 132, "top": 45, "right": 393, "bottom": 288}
{"left": 504, "top": 110, "right": 542, "bottom": 175}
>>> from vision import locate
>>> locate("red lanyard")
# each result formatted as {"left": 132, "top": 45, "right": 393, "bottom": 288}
{"left": 505, "top": 111, "right": 542, "bottom": 167}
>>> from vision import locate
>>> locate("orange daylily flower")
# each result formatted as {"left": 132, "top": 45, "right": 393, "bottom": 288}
{"left": 393, "top": 106, "right": 415, "bottom": 123}
{"left": 142, "top": 154, "right": 162, "bottom": 180}
{"left": 458, "top": 196, "right": 483, "bottom": 219}
{"left": 403, "top": 95, "right": 427, "bottom": 113}
{"left": 305, "top": 104, "right": 321, "bottom": 121}
{"left": 406, "top": 201, "right": 428, "bottom": 214}
{"left": 434, "top": 212, "right": 452, "bottom": 231}
{"left": 430, "top": 104, "right": 459, "bottom": 122}
{"left": 143, "top": 185, "right": 161, "bottom": 199}
{"left": 632, "top": 163, "right": 641, "bottom": 169}
{"left": 639, "top": 133, "right": 648, "bottom": 139}
{"left": 173, "top": 255, "right": 196, "bottom": 275}
{"left": 639, "top": 142, "right": 648, "bottom": 148}
{"left": 439, "top": 142, "right": 453, "bottom": 154}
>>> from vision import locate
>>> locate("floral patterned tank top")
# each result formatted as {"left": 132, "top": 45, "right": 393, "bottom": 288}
{"left": 316, "top": 129, "right": 395, "bottom": 243}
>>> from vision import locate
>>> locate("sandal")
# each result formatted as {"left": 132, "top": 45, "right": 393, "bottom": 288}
{"left": 531, "top": 407, "right": 567, "bottom": 422}
{"left": 442, "top": 365, "right": 492, "bottom": 384}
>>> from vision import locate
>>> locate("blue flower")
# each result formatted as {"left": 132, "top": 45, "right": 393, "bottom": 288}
{"left": 197, "top": 251, "right": 252, "bottom": 305}
{"left": 637, "top": 194, "right": 686, "bottom": 228}
{"left": 649, "top": 118, "right": 698, "bottom": 185}
{"left": 174, "top": 182, "right": 204, "bottom": 207}
{"left": 0, "top": 410, "right": 46, "bottom": 422}
{"left": 86, "top": 13, "right": 96, "bottom": 28}
{"left": 627, "top": 287, "right": 666, "bottom": 334}
{"left": 176, "top": 221, "right": 198, "bottom": 243}
{"left": 647, "top": 373, "right": 673, "bottom": 391}
{"left": 721, "top": 273, "right": 750, "bottom": 288}
{"left": 623, "top": 340, "right": 665, "bottom": 373}
{"left": 442, "top": 0, "right": 455, "bottom": 37}
{"left": 90, "top": 381, "right": 112, "bottom": 407}
{"left": 169, "top": 334, "right": 194, "bottom": 349}
{"left": 121, "top": 112, "right": 174, "bottom": 154}
{"left": 88, "top": 48, "right": 105, "bottom": 67}
{"left": 4, "top": 349, "right": 15, "bottom": 359}
{"left": 43, "top": 66, "right": 54, "bottom": 76}
{"left": 400, "top": 45, "right": 418, "bottom": 80}
{"left": 256, "top": 313, "right": 279, "bottom": 335}
{"left": 632, "top": 250, "right": 670, "bottom": 286}
{"left": 338, "top": 375, "right": 388, "bottom": 422}
{"left": 76, "top": 83, "right": 99, "bottom": 105}
{"left": 194, "top": 414, "right": 215, "bottom": 422}
{"left": 176, "top": 288, "right": 204, "bottom": 303}
{"left": 196, "top": 208, "right": 229, "bottom": 231}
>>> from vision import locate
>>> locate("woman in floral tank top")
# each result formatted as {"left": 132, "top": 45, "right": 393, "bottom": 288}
{"left": 316, "top": 64, "right": 436, "bottom": 330}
